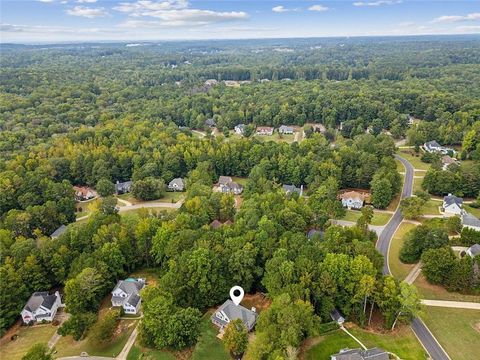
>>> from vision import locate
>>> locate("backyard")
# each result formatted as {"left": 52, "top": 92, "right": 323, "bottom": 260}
{"left": 413, "top": 274, "right": 480, "bottom": 302}
{"left": 396, "top": 150, "right": 431, "bottom": 171}
{"left": 338, "top": 210, "right": 392, "bottom": 226}
{"left": 420, "top": 307, "right": 480, "bottom": 360}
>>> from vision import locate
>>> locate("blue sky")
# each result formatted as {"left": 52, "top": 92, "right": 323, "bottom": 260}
{"left": 1, "top": 1, "right": 479, "bottom": 43}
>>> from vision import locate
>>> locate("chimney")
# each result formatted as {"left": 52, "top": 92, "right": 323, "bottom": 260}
{"left": 251, "top": 307, "right": 256, "bottom": 313}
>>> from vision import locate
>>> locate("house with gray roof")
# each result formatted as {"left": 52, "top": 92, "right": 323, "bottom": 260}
{"left": 111, "top": 278, "right": 146, "bottom": 315}
{"left": 442, "top": 194, "right": 463, "bottom": 215}
{"left": 115, "top": 180, "right": 133, "bottom": 195}
{"left": 168, "top": 177, "right": 185, "bottom": 192}
{"left": 330, "top": 308, "right": 345, "bottom": 325}
{"left": 50, "top": 225, "right": 67, "bottom": 239}
{"left": 462, "top": 213, "right": 480, "bottom": 232}
{"left": 307, "top": 229, "right": 324, "bottom": 240}
{"left": 424, "top": 140, "right": 454, "bottom": 155}
{"left": 211, "top": 299, "right": 258, "bottom": 332}
{"left": 466, "top": 244, "right": 480, "bottom": 258}
{"left": 279, "top": 125, "right": 294, "bottom": 134}
{"left": 234, "top": 124, "right": 246, "bottom": 135}
{"left": 218, "top": 176, "right": 243, "bottom": 195}
{"left": 218, "top": 176, "right": 233, "bottom": 186}
{"left": 21, "top": 291, "right": 62, "bottom": 324}
{"left": 331, "top": 348, "right": 389, "bottom": 360}
{"left": 205, "top": 118, "right": 216, "bottom": 128}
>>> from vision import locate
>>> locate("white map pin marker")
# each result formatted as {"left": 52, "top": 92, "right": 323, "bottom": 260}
{"left": 229, "top": 286, "right": 244, "bottom": 306}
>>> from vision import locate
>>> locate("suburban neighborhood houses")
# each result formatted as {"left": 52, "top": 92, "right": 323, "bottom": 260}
{"left": 111, "top": 278, "right": 146, "bottom": 315}
{"left": 256, "top": 126, "right": 274, "bottom": 136}
{"left": 423, "top": 140, "right": 455, "bottom": 155}
{"left": 73, "top": 186, "right": 97, "bottom": 202}
{"left": 442, "top": 194, "right": 464, "bottom": 215}
{"left": 115, "top": 180, "right": 133, "bottom": 195}
{"left": 339, "top": 191, "right": 367, "bottom": 210}
{"left": 21, "top": 292, "right": 62, "bottom": 324}
{"left": 217, "top": 176, "right": 244, "bottom": 195}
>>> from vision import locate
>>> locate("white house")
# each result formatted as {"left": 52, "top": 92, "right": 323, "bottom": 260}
{"left": 211, "top": 300, "right": 258, "bottom": 332}
{"left": 339, "top": 191, "right": 366, "bottom": 210}
{"left": 21, "top": 291, "right": 62, "bottom": 324}
{"left": 424, "top": 140, "right": 454, "bottom": 155}
{"left": 234, "top": 124, "right": 246, "bottom": 135}
{"left": 168, "top": 178, "right": 185, "bottom": 192}
{"left": 278, "top": 125, "right": 294, "bottom": 134}
{"left": 442, "top": 194, "right": 463, "bottom": 215}
{"left": 111, "top": 278, "right": 145, "bottom": 315}
{"left": 462, "top": 213, "right": 480, "bottom": 232}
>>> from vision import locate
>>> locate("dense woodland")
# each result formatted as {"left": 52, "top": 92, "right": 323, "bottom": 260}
{"left": 1, "top": 36, "right": 480, "bottom": 358}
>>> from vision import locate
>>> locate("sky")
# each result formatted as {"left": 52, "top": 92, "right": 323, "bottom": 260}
{"left": 1, "top": 0, "right": 479, "bottom": 43}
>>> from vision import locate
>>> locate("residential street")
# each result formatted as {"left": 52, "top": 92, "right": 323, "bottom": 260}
{"left": 377, "top": 155, "right": 450, "bottom": 360}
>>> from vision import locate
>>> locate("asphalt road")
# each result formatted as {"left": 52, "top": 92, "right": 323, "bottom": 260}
{"left": 377, "top": 155, "right": 450, "bottom": 360}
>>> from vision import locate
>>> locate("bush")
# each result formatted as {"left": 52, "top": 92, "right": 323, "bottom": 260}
{"left": 318, "top": 321, "right": 339, "bottom": 334}
{"left": 460, "top": 228, "right": 480, "bottom": 246}
{"left": 400, "top": 226, "right": 449, "bottom": 263}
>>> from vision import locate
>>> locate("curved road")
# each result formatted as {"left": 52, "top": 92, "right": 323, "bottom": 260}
{"left": 376, "top": 155, "right": 450, "bottom": 360}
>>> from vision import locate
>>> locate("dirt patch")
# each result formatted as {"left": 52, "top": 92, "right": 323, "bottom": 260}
{"left": 298, "top": 336, "right": 324, "bottom": 360}
{"left": 0, "top": 320, "right": 22, "bottom": 347}
{"left": 241, "top": 293, "right": 271, "bottom": 314}
{"left": 474, "top": 321, "right": 480, "bottom": 334}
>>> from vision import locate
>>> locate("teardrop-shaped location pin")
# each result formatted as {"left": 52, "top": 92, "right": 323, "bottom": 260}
{"left": 229, "top": 286, "right": 244, "bottom": 306}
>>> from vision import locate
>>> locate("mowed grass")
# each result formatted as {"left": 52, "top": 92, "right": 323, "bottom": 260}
{"left": 0, "top": 324, "right": 58, "bottom": 360}
{"left": 413, "top": 177, "right": 424, "bottom": 193}
{"left": 421, "top": 200, "right": 441, "bottom": 215}
{"left": 305, "top": 325, "right": 426, "bottom": 360}
{"left": 191, "top": 314, "right": 230, "bottom": 360}
{"left": 413, "top": 274, "right": 480, "bottom": 302}
{"left": 339, "top": 210, "right": 391, "bottom": 226}
{"left": 254, "top": 132, "right": 295, "bottom": 143}
{"left": 127, "top": 345, "right": 176, "bottom": 360}
{"left": 118, "top": 192, "right": 184, "bottom": 204}
{"left": 420, "top": 307, "right": 480, "bottom": 360}
{"left": 389, "top": 222, "right": 417, "bottom": 280}
{"left": 397, "top": 150, "right": 430, "bottom": 171}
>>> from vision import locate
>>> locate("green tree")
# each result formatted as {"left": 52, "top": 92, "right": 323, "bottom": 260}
{"left": 223, "top": 319, "right": 249, "bottom": 357}
{"left": 400, "top": 197, "right": 425, "bottom": 220}
{"left": 90, "top": 309, "right": 119, "bottom": 344}
{"left": 58, "top": 313, "right": 97, "bottom": 340}
{"left": 96, "top": 178, "right": 115, "bottom": 197}
{"left": 22, "top": 344, "right": 53, "bottom": 360}
{"left": 370, "top": 178, "right": 392, "bottom": 209}
{"left": 64, "top": 267, "right": 105, "bottom": 314}
{"left": 421, "top": 247, "right": 456, "bottom": 285}
{"left": 132, "top": 177, "right": 166, "bottom": 201}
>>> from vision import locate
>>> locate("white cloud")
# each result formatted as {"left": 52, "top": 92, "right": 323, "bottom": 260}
{"left": 432, "top": 13, "right": 480, "bottom": 23}
{"left": 353, "top": 1, "right": 401, "bottom": 7}
{"left": 456, "top": 25, "right": 480, "bottom": 32}
{"left": 308, "top": 4, "right": 329, "bottom": 12}
{"left": 272, "top": 6, "right": 288, "bottom": 13}
{"left": 114, "top": 1, "right": 247, "bottom": 27}
{"left": 77, "top": 0, "right": 97, "bottom": 3}
{"left": 66, "top": 6, "right": 109, "bottom": 18}
{"left": 37, "top": 0, "right": 55, "bottom": 3}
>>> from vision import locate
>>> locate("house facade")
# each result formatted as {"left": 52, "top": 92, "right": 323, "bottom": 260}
{"left": 339, "top": 191, "right": 366, "bottom": 209}
{"left": 424, "top": 140, "right": 454, "bottom": 155}
{"left": 234, "top": 124, "right": 246, "bottom": 135}
{"left": 256, "top": 126, "right": 274, "bottom": 136}
{"left": 21, "top": 291, "right": 62, "bottom": 324}
{"left": 111, "top": 278, "right": 145, "bottom": 315}
{"left": 278, "top": 125, "right": 294, "bottom": 134}
{"left": 283, "top": 184, "right": 303, "bottom": 196}
{"left": 115, "top": 180, "right": 133, "bottom": 195}
{"left": 73, "top": 186, "right": 96, "bottom": 202}
{"left": 217, "top": 176, "right": 243, "bottom": 194}
{"left": 168, "top": 178, "right": 185, "bottom": 192}
{"left": 442, "top": 194, "right": 463, "bottom": 215}
{"left": 211, "top": 299, "right": 258, "bottom": 332}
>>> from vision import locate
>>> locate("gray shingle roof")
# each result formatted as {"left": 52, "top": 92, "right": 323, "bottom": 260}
{"left": 126, "top": 293, "right": 141, "bottom": 307}
{"left": 24, "top": 292, "right": 58, "bottom": 312}
{"left": 425, "top": 140, "right": 441, "bottom": 148}
{"left": 115, "top": 181, "right": 133, "bottom": 193}
{"left": 50, "top": 225, "right": 67, "bottom": 238}
{"left": 205, "top": 118, "right": 216, "bottom": 127}
{"left": 113, "top": 279, "right": 144, "bottom": 296}
{"left": 218, "top": 176, "right": 233, "bottom": 185}
{"left": 168, "top": 178, "right": 184, "bottom": 189}
{"left": 211, "top": 299, "right": 258, "bottom": 331}
{"left": 462, "top": 213, "right": 480, "bottom": 228}
{"left": 443, "top": 194, "right": 463, "bottom": 207}
{"left": 283, "top": 184, "right": 301, "bottom": 195}
{"left": 468, "top": 244, "right": 480, "bottom": 256}
{"left": 332, "top": 348, "right": 388, "bottom": 360}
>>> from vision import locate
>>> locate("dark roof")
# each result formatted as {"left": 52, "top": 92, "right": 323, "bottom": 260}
{"left": 218, "top": 176, "right": 233, "bottom": 185}
{"left": 307, "top": 229, "right": 324, "bottom": 240}
{"left": 205, "top": 118, "right": 216, "bottom": 126}
{"left": 115, "top": 180, "right": 133, "bottom": 192}
{"left": 462, "top": 213, "right": 480, "bottom": 228}
{"left": 443, "top": 194, "right": 463, "bottom": 206}
{"left": 332, "top": 348, "right": 388, "bottom": 360}
{"left": 227, "top": 181, "right": 243, "bottom": 190}
{"left": 24, "top": 292, "right": 58, "bottom": 312}
{"left": 468, "top": 244, "right": 480, "bottom": 256}
{"left": 425, "top": 140, "right": 442, "bottom": 148}
{"left": 168, "top": 178, "right": 184, "bottom": 188}
{"left": 50, "top": 225, "right": 67, "bottom": 238}
{"left": 126, "top": 293, "right": 141, "bottom": 307}
{"left": 211, "top": 299, "right": 258, "bottom": 331}
{"left": 283, "top": 184, "right": 301, "bottom": 195}
{"left": 210, "top": 220, "right": 223, "bottom": 229}
{"left": 113, "top": 279, "right": 144, "bottom": 296}
{"left": 330, "top": 308, "right": 345, "bottom": 323}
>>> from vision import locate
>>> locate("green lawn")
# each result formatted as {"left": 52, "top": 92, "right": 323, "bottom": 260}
{"left": 420, "top": 307, "right": 480, "bottom": 360}
{"left": 421, "top": 200, "right": 441, "bottom": 215}
{"left": 191, "top": 314, "right": 230, "bottom": 360}
{"left": 127, "top": 345, "right": 176, "bottom": 360}
{"left": 396, "top": 159, "right": 405, "bottom": 173}
{"left": 254, "top": 132, "right": 295, "bottom": 143}
{"left": 0, "top": 324, "right": 58, "bottom": 360}
{"left": 397, "top": 150, "right": 430, "bottom": 171}
{"left": 413, "top": 177, "right": 424, "bottom": 193}
{"left": 464, "top": 205, "right": 480, "bottom": 218}
{"left": 231, "top": 176, "right": 248, "bottom": 186}
{"left": 305, "top": 326, "right": 426, "bottom": 360}
{"left": 338, "top": 210, "right": 391, "bottom": 226}
{"left": 54, "top": 312, "right": 137, "bottom": 359}
{"left": 413, "top": 274, "right": 480, "bottom": 302}
{"left": 75, "top": 211, "right": 89, "bottom": 219}
{"left": 118, "top": 192, "right": 184, "bottom": 204}
{"left": 389, "top": 222, "right": 417, "bottom": 280}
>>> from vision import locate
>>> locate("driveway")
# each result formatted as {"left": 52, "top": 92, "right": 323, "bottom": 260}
{"left": 420, "top": 300, "right": 480, "bottom": 310}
